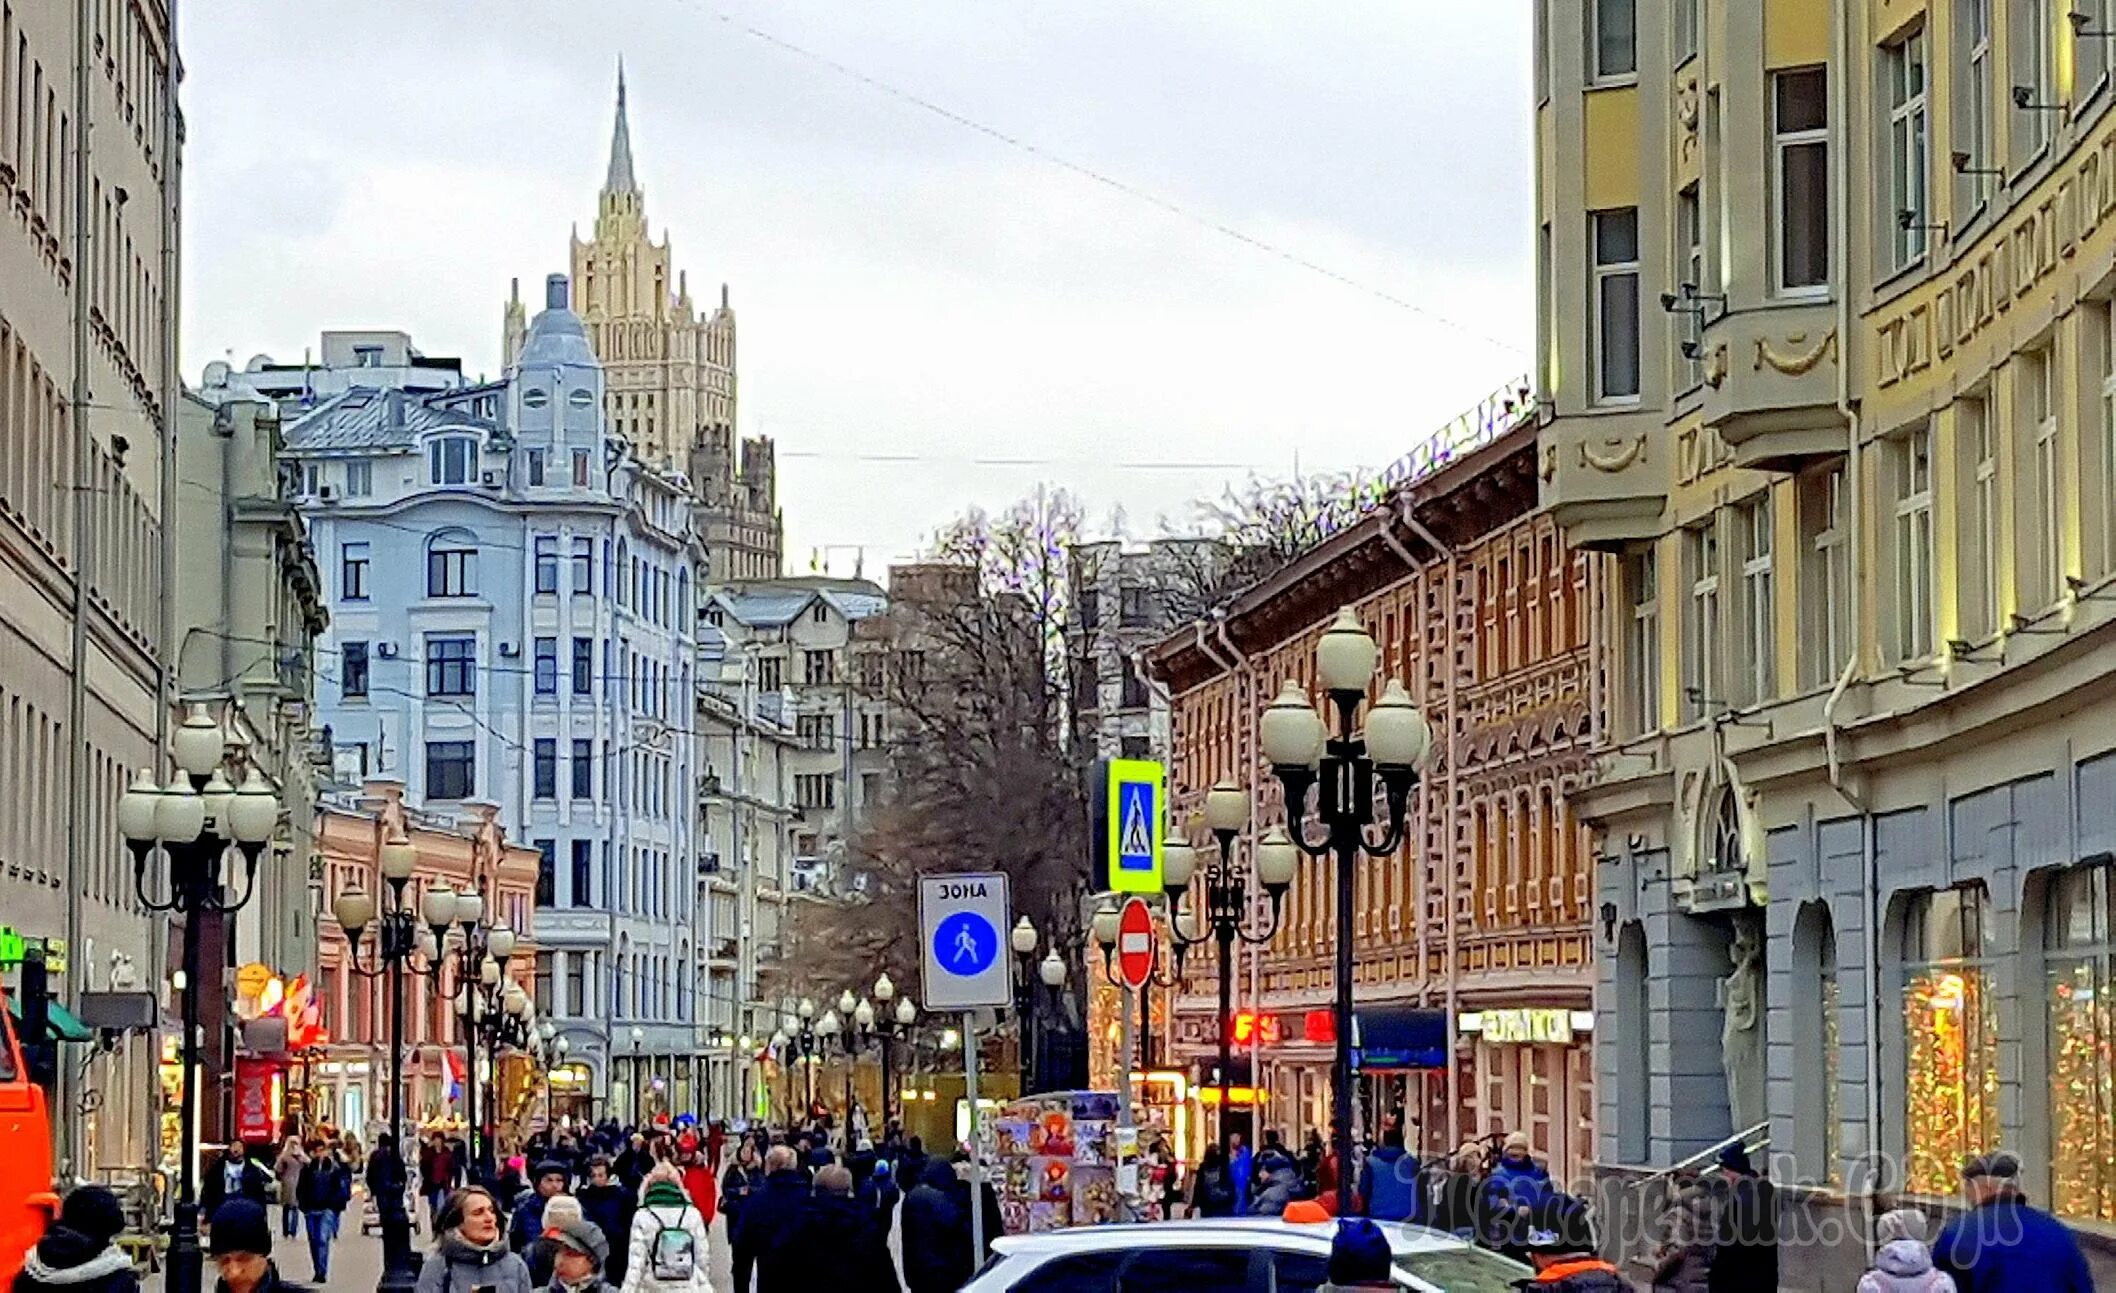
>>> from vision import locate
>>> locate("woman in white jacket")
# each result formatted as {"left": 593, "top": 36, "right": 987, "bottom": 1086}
{"left": 620, "top": 1164, "right": 714, "bottom": 1293}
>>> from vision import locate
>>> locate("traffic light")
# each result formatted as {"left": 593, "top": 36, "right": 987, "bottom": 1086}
{"left": 17, "top": 947, "right": 55, "bottom": 1089}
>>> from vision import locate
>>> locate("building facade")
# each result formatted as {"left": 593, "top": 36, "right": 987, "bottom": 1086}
{"left": 312, "top": 782, "right": 539, "bottom": 1136}
{"left": 1146, "top": 390, "right": 1601, "bottom": 1183}
{"left": 0, "top": 0, "right": 181, "bottom": 1169}
{"left": 287, "top": 275, "right": 706, "bottom": 1116}
{"left": 1536, "top": 0, "right": 2116, "bottom": 1276}
{"left": 1068, "top": 539, "right": 1232, "bottom": 765}
{"left": 505, "top": 65, "right": 781, "bottom": 582}
{"left": 199, "top": 331, "right": 469, "bottom": 409}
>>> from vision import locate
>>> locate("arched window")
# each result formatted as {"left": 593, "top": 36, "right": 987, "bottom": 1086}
{"left": 1900, "top": 883, "right": 1999, "bottom": 1195}
{"left": 615, "top": 540, "right": 631, "bottom": 608}
{"left": 2045, "top": 859, "right": 2116, "bottom": 1220}
{"left": 1709, "top": 787, "right": 1744, "bottom": 875}
{"left": 678, "top": 569, "right": 691, "bottom": 628}
{"left": 426, "top": 528, "right": 478, "bottom": 598}
{"left": 427, "top": 434, "right": 479, "bottom": 485}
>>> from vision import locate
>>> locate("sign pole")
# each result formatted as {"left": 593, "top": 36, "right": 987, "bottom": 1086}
{"left": 1116, "top": 985, "right": 1136, "bottom": 1205}
{"left": 963, "top": 1012, "right": 984, "bottom": 1266}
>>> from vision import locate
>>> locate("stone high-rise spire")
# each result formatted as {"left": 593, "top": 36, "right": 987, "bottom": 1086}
{"left": 605, "top": 58, "right": 638, "bottom": 195}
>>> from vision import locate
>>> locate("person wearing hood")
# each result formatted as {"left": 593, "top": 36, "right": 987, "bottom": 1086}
{"left": 1933, "top": 1153, "right": 2093, "bottom": 1293}
{"left": 762, "top": 1165, "right": 896, "bottom": 1293}
{"left": 1319, "top": 1218, "right": 1397, "bottom": 1293}
{"left": 898, "top": 1158, "right": 970, "bottom": 1293}
{"left": 511, "top": 1163, "right": 572, "bottom": 1254}
{"left": 1650, "top": 1188, "right": 1716, "bottom": 1293}
{"left": 206, "top": 1200, "right": 313, "bottom": 1293}
{"left": 418, "top": 1187, "right": 534, "bottom": 1293}
{"left": 523, "top": 1196, "right": 583, "bottom": 1290}
{"left": 1859, "top": 1208, "right": 1954, "bottom": 1293}
{"left": 11, "top": 1185, "right": 138, "bottom": 1293}
{"left": 575, "top": 1159, "right": 635, "bottom": 1289}
{"left": 729, "top": 1149, "right": 807, "bottom": 1293}
{"left": 1248, "top": 1140, "right": 1301, "bottom": 1217}
{"left": 535, "top": 1220, "right": 613, "bottom": 1293}
{"left": 618, "top": 1164, "right": 711, "bottom": 1293}
{"left": 1356, "top": 1127, "right": 1423, "bottom": 1224}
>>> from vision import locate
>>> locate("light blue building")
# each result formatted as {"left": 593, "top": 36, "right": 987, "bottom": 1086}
{"left": 285, "top": 275, "right": 704, "bottom": 1116}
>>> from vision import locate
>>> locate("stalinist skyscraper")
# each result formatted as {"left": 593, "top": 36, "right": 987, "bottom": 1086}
{"left": 508, "top": 63, "right": 783, "bottom": 580}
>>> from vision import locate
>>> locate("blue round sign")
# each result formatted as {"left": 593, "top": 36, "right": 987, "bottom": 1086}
{"left": 933, "top": 911, "right": 998, "bottom": 977}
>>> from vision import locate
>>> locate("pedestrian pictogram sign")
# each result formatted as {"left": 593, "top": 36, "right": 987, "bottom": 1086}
{"left": 919, "top": 871, "right": 1013, "bottom": 1010}
{"left": 1102, "top": 759, "right": 1165, "bottom": 894}
{"left": 1117, "top": 897, "right": 1156, "bottom": 990}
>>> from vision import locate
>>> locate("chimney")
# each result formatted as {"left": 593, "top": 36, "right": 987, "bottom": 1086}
{"left": 546, "top": 274, "right": 569, "bottom": 310}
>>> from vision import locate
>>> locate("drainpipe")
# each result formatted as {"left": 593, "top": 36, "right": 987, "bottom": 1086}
{"left": 1209, "top": 612, "right": 1270, "bottom": 1131}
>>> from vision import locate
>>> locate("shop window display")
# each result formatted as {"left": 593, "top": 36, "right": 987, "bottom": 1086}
{"left": 1900, "top": 884, "right": 1999, "bottom": 1196}
{"left": 2046, "top": 861, "right": 2116, "bottom": 1222}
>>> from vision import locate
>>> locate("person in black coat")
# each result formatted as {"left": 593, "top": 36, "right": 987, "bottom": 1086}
{"left": 200, "top": 1144, "right": 273, "bottom": 1225}
{"left": 294, "top": 1141, "right": 352, "bottom": 1282}
{"left": 762, "top": 1166, "right": 897, "bottom": 1293}
{"left": 731, "top": 1147, "right": 811, "bottom": 1293}
{"left": 898, "top": 1160, "right": 970, "bottom": 1293}
{"left": 12, "top": 1185, "right": 138, "bottom": 1293}
{"left": 208, "top": 1199, "right": 316, "bottom": 1293}
{"left": 856, "top": 1158, "right": 902, "bottom": 1242}
{"left": 1706, "top": 1146, "right": 1777, "bottom": 1293}
{"left": 573, "top": 1158, "right": 634, "bottom": 1288}
{"left": 717, "top": 1142, "right": 767, "bottom": 1259}
{"left": 368, "top": 1134, "right": 412, "bottom": 1275}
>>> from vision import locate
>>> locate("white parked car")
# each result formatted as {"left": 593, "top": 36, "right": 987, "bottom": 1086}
{"left": 962, "top": 1216, "right": 1531, "bottom": 1292}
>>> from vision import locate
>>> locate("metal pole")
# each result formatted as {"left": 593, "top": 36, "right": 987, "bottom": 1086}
{"left": 379, "top": 947, "right": 412, "bottom": 1293}
{"left": 1116, "top": 986, "right": 1135, "bottom": 1205}
{"left": 1139, "top": 983, "right": 1153, "bottom": 1072}
{"left": 167, "top": 883, "right": 205, "bottom": 1293}
{"left": 1332, "top": 826, "right": 1355, "bottom": 1214}
{"left": 1217, "top": 928, "right": 1234, "bottom": 1160}
{"left": 963, "top": 1013, "right": 985, "bottom": 1267}
{"left": 59, "top": 0, "right": 94, "bottom": 1174}
{"left": 462, "top": 987, "right": 479, "bottom": 1180}
{"left": 880, "top": 1033, "right": 894, "bottom": 1130}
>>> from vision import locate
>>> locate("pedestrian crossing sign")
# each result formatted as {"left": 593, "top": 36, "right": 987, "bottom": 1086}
{"left": 1103, "top": 759, "right": 1164, "bottom": 894}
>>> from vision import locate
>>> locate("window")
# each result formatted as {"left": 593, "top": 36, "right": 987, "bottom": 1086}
{"left": 1673, "top": 0, "right": 1700, "bottom": 64}
{"left": 1119, "top": 735, "right": 1152, "bottom": 761}
{"left": 797, "top": 714, "right": 835, "bottom": 750}
{"left": 571, "top": 840, "right": 594, "bottom": 909}
{"left": 1120, "top": 669, "right": 1151, "bottom": 710}
{"left": 527, "top": 449, "right": 545, "bottom": 487}
{"left": 534, "top": 536, "right": 559, "bottom": 594}
{"left": 796, "top": 773, "right": 837, "bottom": 810}
{"left": 1735, "top": 495, "right": 1775, "bottom": 705}
{"left": 425, "top": 635, "right": 476, "bottom": 697}
{"left": 572, "top": 636, "right": 594, "bottom": 695}
{"left": 565, "top": 955, "right": 586, "bottom": 1015}
{"left": 354, "top": 345, "right": 384, "bottom": 368}
{"left": 757, "top": 656, "right": 784, "bottom": 692}
{"left": 427, "top": 435, "right": 477, "bottom": 485}
{"left": 2025, "top": 345, "right": 2064, "bottom": 608}
{"left": 533, "top": 738, "right": 557, "bottom": 799}
{"left": 1901, "top": 885, "right": 1998, "bottom": 1196}
{"left": 2017, "top": 0, "right": 2056, "bottom": 156}
{"left": 1773, "top": 68, "right": 1830, "bottom": 292}
{"left": 1590, "top": 0, "right": 1636, "bottom": 81}
{"left": 1684, "top": 521, "right": 1720, "bottom": 720}
{"left": 426, "top": 532, "right": 477, "bottom": 598}
{"left": 1893, "top": 424, "right": 1937, "bottom": 661}
{"left": 572, "top": 448, "right": 591, "bottom": 487}
{"left": 344, "top": 460, "right": 372, "bottom": 497}
{"left": 1958, "top": 0, "right": 1996, "bottom": 210}
{"left": 1675, "top": 186, "right": 1704, "bottom": 388}
{"left": 2082, "top": 0, "right": 2116, "bottom": 93}
{"left": 2101, "top": 306, "right": 2116, "bottom": 576}
{"left": 802, "top": 649, "right": 835, "bottom": 686}
{"left": 1800, "top": 464, "right": 1853, "bottom": 688}
{"left": 341, "top": 542, "right": 371, "bottom": 602}
{"left": 533, "top": 953, "right": 553, "bottom": 1015}
{"left": 572, "top": 537, "right": 594, "bottom": 594}
{"left": 2045, "top": 860, "right": 2116, "bottom": 1222}
{"left": 425, "top": 741, "right": 475, "bottom": 800}
{"left": 1887, "top": 31, "right": 1930, "bottom": 270}
{"left": 534, "top": 840, "right": 556, "bottom": 908}
{"left": 1591, "top": 208, "right": 1642, "bottom": 402}
{"left": 1961, "top": 395, "right": 2000, "bottom": 640}
{"left": 301, "top": 462, "right": 322, "bottom": 497}
{"left": 341, "top": 641, "right": 370, "bottom": 700}
{"left": 1004, "top": 1252, "right": 1123, "bottom": 1293}
{"left": 1119, "top": 586, "right": 1156, "bottom": 628}
{"left": 1078, "top": 588, "right": 1101, "bottom": 631}
{"left": 1625, "top": 549, "right": 1661, "bottom": 734}
{"left": 533, "top": 637, "right": 558, "bottom": 695}
{"left": 572, "top": 739, "right": 593, "bottom": 799}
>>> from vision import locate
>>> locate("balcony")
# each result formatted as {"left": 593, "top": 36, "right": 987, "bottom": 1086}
{"left": 1697, "top": 300, "right": 1847, "bottom": 472}
{"left": 1538, "top": 408, "right": 1667, "bottom": 551}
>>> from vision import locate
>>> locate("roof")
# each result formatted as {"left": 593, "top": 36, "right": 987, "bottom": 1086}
{"left": 711, "top": 590, "right": 818, "bottom": 629}
{"left": 282, "top": 387, "right": 496, "bottom": 454}
{"left": 709, "top": 578, "right": 889, "bottom": 628}
{"left": 517, "top": 300, "right": 598, "bottom": 369}
{"left": 605, "top": 60, "right": 638, "bottom": 195}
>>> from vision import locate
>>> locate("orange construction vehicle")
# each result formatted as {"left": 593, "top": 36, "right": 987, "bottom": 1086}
{"left": 0, "top": 978, "right": 57, "bottom": 1285}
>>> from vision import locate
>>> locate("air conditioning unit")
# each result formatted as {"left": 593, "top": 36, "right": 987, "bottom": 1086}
{"left": 499, "top": 641, "right": 520, "bottom": 658}
{"left": 699, "top": 852, "right": 723, "bottom": 876}
{"left": 317, "top": 484, "right": 338, "bottom": 501}
{"left": 376, "top": 642, "right": 399, "bottom": 659}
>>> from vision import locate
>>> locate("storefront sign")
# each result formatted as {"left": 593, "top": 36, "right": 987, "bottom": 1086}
{"left": 232, "top": 1057, "right": 284, "bottom": 1144}
{"left": 1462, "top": 1008, "right": 1587, "bottom": 1045}
{"left": 1229, "top": 1010, "right": 1284, "bottom": 1047}
{"left": 0, "top": 927, "right": 66, "bottom": 972}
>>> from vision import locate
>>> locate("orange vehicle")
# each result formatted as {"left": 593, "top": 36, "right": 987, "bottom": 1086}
{"left": 0, "top": 981, "right": 57, "bottom": 1285}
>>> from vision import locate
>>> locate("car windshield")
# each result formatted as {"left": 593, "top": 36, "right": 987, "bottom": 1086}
{"left": 1395, "top": 1247, "right": 1532, "bottom": 1293}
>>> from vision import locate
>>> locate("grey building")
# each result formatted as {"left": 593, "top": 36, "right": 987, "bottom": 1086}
{"left": 1067, "top": 539, "right": 1232, "bottom": 764}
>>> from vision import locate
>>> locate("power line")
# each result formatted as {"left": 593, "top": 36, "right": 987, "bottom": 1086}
{"left": 684, "top": 2, "right": 1529, "bottom": 359}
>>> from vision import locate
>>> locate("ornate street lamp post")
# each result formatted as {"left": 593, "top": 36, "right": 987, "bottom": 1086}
{"left": 419, "top": 883, "right": 518, "bottom": 1179}
{"left": 1261, "top": 608, "right": 1431, "bottom": 1208}
{"left": 119, "top": 706, "right": 283, "bottom": 1293}
{"left": 1159, "top": 783, "right": 1294, "bottom": 1158}
{"left": 871, "top": 974, "right": 917, "bottom": 1131}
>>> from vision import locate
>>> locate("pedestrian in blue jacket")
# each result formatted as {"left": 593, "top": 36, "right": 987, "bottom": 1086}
{"left": 1357, "top": 1128, "right": 1425, "bottom": 1224}
{"left": 1933, "top": 1153, "right": 2094, "bottom": 1293}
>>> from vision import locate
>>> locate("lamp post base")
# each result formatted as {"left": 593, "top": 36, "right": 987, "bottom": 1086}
{"left": 166, "top": 1202, "right": 203, "bottom": 1293}
{"left": 376, "top": 1213, "right": 419, "bottom": 1293}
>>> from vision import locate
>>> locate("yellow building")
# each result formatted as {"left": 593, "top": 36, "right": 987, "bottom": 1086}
{"left": 1538, "top": 0, "right": 2116, "bottom": 1274}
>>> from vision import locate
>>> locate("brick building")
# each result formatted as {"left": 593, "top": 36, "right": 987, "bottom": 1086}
{"left": 1145, "top": 387, "right": 1605, "bottom": 1183}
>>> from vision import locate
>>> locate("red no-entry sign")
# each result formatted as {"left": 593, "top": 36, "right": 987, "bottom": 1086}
{"left": 1118, "top": 897, "right": 1156, "bottom": 989}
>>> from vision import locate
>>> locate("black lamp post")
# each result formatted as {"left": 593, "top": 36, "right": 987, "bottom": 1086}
{"left": 1159, "top": 784, "right": 1294, "bottom": 1159}
{"left": 422, "top": 885, "right": 520, "bottom": 1181}
{"left": 331, "top": 833, "right": 429, "bottom": 1293}
{"left": 1009, "top": 919, "right": 1066, "bottom": 1094}
{"left": 120, "top": 705, "right": 283, "bottom": 1293}
{"left": 793, "top": 999, "right": 817, "bottom": 1118}
{"left": 1089, "top": 898, "right": 1183, "bottom": 1072}
{"left": 1261, "top": 608, "right": 1432, "bottom": 1211}
{"left": 871, "top": 975, "right": 917, "bottom": 1131}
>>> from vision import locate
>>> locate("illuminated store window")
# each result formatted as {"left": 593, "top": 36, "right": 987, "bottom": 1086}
{"left": 2047, "top": 860, "right": 2116, "bottom": 1222}
{"left": 1901, "top": 883, "right": 1998, "bottom": 1196}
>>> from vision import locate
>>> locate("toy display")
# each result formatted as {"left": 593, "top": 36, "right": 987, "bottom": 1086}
{"left": 990, "top": 1091, "right": 1130, "bottom": 1232}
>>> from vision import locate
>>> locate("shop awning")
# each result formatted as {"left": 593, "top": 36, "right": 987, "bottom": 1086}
{"left": 1352, "top": 1006, "right": 1447, "bottom": 1071}
{"left": 7, "top": 999, "right": 95, "bottom": 1044}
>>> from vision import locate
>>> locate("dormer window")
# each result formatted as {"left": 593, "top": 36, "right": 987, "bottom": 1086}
{"left": 569, "top": 388, "right": 595, "bottom": 409}
{"left": 523, "top": 387, "right": 550, "bottom": 410}
{"left": 429, "top": 436, "right": 479, "bottom": 485}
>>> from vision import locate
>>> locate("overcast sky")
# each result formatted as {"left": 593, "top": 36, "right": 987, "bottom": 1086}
{"left": 181, "top": 2, "right": 1533, "bottom": 573}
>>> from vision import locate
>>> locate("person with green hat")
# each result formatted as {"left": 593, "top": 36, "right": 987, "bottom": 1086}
{"left": 207, "top": 1199, "right": 312, "bottom": 1293}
